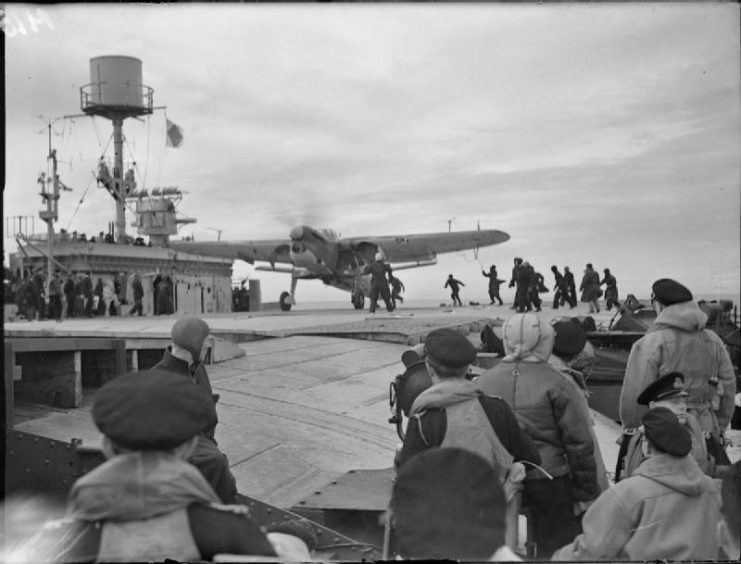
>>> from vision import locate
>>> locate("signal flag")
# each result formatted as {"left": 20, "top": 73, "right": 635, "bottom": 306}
{"left": 166, "top": 119, "right": 184, "bottom": 148}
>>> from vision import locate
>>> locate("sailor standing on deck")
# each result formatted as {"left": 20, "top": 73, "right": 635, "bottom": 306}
{"left": 579, "top": 263, "right": 601, "bottom": 314}
{"left": 152, "top": 316, "right": 238, "bottom": 504}
{"left": 39, "top": 369, "right": 280, "bottom": 563}
{"left": 553, "top": 408, "right": 722, "bottom": 561}
{"left": 508, "top": 257, "right": 523, "bottom": 310}
{"left": 364, "top": 252, "right": 394, "bottom": 313}
{"left": 600, "top": 268, "right": 620, "bottom": 311}
{"left": 563, "top": 266, "right": 577, "bottom": 308}
{"left": 34, "top": 369, "right": 316, "bottom": 563}
{"left": 619, "top": 278, "right": 736, "bottom": 465}
{"left": 397, "top": 328, "right": 540, "bottom": 471}
{"left": 616, "top": 372, "right": 713, "bottom": 482}
{"left": 551, "top": 266, "right": 569, "bottom": 310}
{"left": 129, "top": 274, "right": 144, "bottom": 316}
{"left": 48, "top": 270, "right": 63, "bottom": 322}
{"left": 476, "top": 313, "right": 600, "bottom": 559}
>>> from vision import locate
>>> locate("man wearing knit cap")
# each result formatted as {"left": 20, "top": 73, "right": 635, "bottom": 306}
{"left": 477, "top": 313, "right": 600, "bottom": 559}
{"left": 390, "top": 448, "right": 521, "bottom": 561}
{"left": 616, "top": 372, "right": 713, "bottom": 481}
{"left": 40, "top": 370, "right": 280, "bottom": 562}
{"left": 619, "top": 278, "right": 735, "bottom": 464}
{"left": 153, "top": 316, "right": 237, "bottom": 503}
{"left": 553, "top": 407, "right": 722, "bottom": 561}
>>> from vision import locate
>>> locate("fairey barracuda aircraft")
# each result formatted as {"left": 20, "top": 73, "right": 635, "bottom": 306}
{"left": 170, "top": 226, "right": 510, "bottom": 310}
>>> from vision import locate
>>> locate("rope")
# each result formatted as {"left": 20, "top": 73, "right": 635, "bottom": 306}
{"left": 65, "top": 172, "right": 97, "bottom": 231}
{"left": 143, "top": 114, "right": 152, "bottom": 188}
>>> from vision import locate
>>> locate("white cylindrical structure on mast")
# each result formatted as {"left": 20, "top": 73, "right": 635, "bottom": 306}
{"left": 89, "top": 56, "right": 146, "bottom": 108}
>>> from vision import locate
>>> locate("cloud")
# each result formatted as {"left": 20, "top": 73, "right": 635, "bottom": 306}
{"left": 4, "top": 3, "right": 739, "bottom": 301}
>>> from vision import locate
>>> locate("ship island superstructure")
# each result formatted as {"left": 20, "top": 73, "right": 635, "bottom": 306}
{"left": 9, "top": 56, "right": 233, "bottom": 316}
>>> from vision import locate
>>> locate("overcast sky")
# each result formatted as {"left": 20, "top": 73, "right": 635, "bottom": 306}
{"left": 4, "top": 2, "right": 740, "bottom": 303}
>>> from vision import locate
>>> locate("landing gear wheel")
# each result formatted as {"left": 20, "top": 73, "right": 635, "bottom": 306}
{"left": 279, "top": 291, "right": 293, "bottom": 312}
{"left": 352, "top": 292, "right": 365, "bottom": 310}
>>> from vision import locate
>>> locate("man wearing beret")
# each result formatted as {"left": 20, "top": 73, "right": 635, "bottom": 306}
{"left": 619, "top": 278, "right": 735, "bottom": 463}
{"left": 397, "top": 327, "right": 540, "bottom": 550}
{"left": 43, "top": 370, "right": 283, "bottom": 562}
{"left": 390, "top": 448, "right": 522, "bottom": 561}
{"left": 553, "top": 407, "right": 722, "bottom": 561}
{"left": 397, "top": 328, "right": 539, "bottom": 473}
{"left": 477, "top": 313, "right": 600, "bottom": 559}
{"left": 548, "top": 320, "right": 610, "bottom": 496}
{"left": 616, "top": 372, "right": 713, "bottom": 481}
{"left": 153, "top": 316, "right": 238, "bottom": 503}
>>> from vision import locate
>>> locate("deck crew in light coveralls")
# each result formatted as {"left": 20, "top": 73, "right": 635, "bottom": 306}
{"left": 619, "top": 278, "right": 735, "bottom": 464}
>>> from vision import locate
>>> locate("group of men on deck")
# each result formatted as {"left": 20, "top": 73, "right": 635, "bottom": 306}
{"left": 392, "top": 276, "right": 738, "bottom": 560}
{"left": 25, "top": 274, "right": 740, "bottom": 562}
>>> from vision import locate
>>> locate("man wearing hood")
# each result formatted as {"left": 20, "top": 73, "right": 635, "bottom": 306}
{"left": 553, "top": 408, "right": 722, "bottom": 561}
{"left": 619, "top": 278, "right": 735, "bottom": 461}
{"left": 153, "top": 316, "right": 237, "bottom": 504}
{"left": 476, "top": 313, "right": 600, "bottom": 559}
{"left": 41, "top": 370, "right": 286, "bottom": 562}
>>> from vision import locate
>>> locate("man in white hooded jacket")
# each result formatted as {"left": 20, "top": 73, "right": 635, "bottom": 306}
{"left": 477, "top": 313, "right": 600, "bottom": 559}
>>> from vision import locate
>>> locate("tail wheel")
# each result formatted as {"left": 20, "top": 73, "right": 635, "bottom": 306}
{"left": 352, "top": 292, "right": 365, "bottom": 310}
{"left": 279, "top": 291, "right": 292, "bottom": 312}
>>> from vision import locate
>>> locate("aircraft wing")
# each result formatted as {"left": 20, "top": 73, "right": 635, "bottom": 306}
{"left": 169, "top": 239, "right": 292, "bottom": 265}
{"left": 254, "top": 265, "right": 319, "bottom": 279}
{"left": 341, "top": 229, "right": 510, "bottom": 263}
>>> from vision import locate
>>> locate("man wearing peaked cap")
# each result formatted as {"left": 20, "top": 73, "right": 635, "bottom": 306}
{"left": 553, "top": 407, "right": 722, "bottom": 561}
{"left": 616, "top": 372, "right": 713, "bottom": 481}
{"left": 397, "top": 327, "right": 540, "bottom": 547}
{"left": 391, "top": 448, "right": 520, "bottom": 561}
{"left": 152, "top": 316, "right": 238, "bottom": 504}
{"left": 50, "top": 369, "right": 278, "bottom": 562}
{"left": 619, "top": 277, "right": 735, "bottom": 465}
{"left": 637, "top": 371, "right": 690, "bottom": 406}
